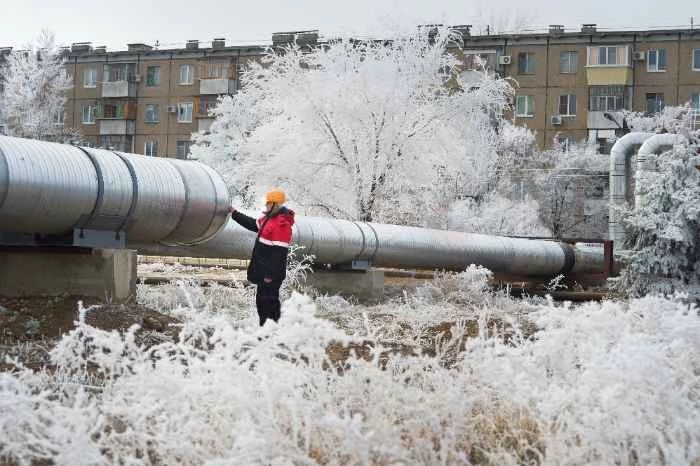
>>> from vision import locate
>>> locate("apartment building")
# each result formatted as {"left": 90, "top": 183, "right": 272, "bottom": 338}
{"left": 459, "top": 24, "right": 700, "bottom": 150}
{"left": 58, "top": 38, "right": 266, "bottom": 157}
{"left": 1, "top": 27, "right": 699, "bottom": 155}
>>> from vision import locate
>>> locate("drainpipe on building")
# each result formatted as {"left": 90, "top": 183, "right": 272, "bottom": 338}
{"left": 608, "top": 132, "right": 654, "bottom": 246}
{"left": 634, "top": 133, "right": 687, "bottom": 207}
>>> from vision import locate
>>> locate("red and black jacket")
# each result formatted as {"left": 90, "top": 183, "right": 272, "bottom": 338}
{"left": 231, "top": 207, "right": 295, "bottom": 285}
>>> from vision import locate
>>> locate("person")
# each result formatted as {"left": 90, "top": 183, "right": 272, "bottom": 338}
{"left": 230, "top": 189, "right": 294, "bottom": 326}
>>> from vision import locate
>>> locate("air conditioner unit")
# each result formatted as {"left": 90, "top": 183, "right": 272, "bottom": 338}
{"left": 167, "top": 106, "right": 178, "bottom": 113}
{"left": 633, "top": 51, "right": 646, "bottom": 61}
{"left": 551, "top": 115, "right": 563, "bottom": 125}
{"left": 498, "top": 55, "right": 512, "bottom": 65}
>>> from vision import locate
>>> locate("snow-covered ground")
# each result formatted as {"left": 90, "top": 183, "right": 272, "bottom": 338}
{"left": 1, "top": 268, "right": 698, "bottom": 465}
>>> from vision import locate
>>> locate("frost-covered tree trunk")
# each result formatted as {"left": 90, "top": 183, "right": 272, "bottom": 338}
{"left": 192, "top": 27, "right": 514, "bottom": 224}
{"left": 0, "top": 30, "right": 75, "bottom": 142}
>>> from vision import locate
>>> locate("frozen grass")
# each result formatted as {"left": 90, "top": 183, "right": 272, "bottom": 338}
{"left": 1, "top": 267, "right": 699, "bottom": 465}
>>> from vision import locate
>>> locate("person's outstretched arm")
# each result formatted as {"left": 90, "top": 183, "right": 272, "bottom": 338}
{"left": 230, "top": 208, "right": 259, "bottom": 233}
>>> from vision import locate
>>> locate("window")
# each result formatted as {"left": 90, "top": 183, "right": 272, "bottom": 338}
{"left": 83, "top": 67, "right": 97, "bottom": 88}
{"left": 144, "top": 140, "right": 158, "bottom": 156}
{"left": 100, "top": 135, "right": 133, "bottom": 152}
{"left": 559, "top": 94, "right": 577, "bottom": 116}
{"left": 589, "top": 85, "right": 631, "bottom": 111}
{"left": 103, "top": 63, "right": 134, "bottom": 82}
{"left": 146, "top": 66, "right": 160, "bottom": 86}
{"left": 518, "top": 52, "right": 535, "bottom": 74}
{"left": 199, "top": 97, "right": 218, "bottom": 117}
{"left": 463, "top": 51, "right": 497, "bottom": 71}
{"left": 176, "top": 140, "right": 192, "bottom": 159}
{"left": 691, "top": 93, "right": 700, "bottom": 118}
{"left": 177, "top": 102, "right": 193, "bottom": 122}
{"left": 99, "top": 102, "right": 123, "bottom": 119}
{"left": 646, "top": 93, "right": 664, "bottom": 114}
{"left": 587, "top": 46, "right": 629, "bottom": 66}
{"left": 693, "top": 49, "right": 700, "bottom": 71}
{"left": 560, "top": 51, "right": 578, "bottom": 74}
{"left": 202, "top": 62, "right": 229, "bottom": 79}
{"left": 555, "top": 135, "right": 574, "bottom": 151}
{"left": 647, "top": 49, "right": 667, "bottom": 72}
{"left": 515, "top": 95, "right": 535, "bottom": 117}
{"left": 81, "top": 104, "right": 96, "bottom": 124}
{"left": 179, "top": 64, "right": 194, "bottom": 85}
{"left": 52, "top": 111, "right": 64, "bottom": 126}
{"left": 144, "top": 104, "right": 159, "bottom": 123}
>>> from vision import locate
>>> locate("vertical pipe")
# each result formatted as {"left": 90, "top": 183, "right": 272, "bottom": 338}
{"left": 608, "top": 132, "right": 654, "bottom": 245}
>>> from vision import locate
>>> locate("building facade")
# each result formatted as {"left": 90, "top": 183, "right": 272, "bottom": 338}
{"left": 59, "top": 39, "right": 265, "bottom": 157}
{"left": 1, "top": 26, "right": 700, "bottom": 156}
{"left": 459, "top": 24, "right": 700, "bottom": 150}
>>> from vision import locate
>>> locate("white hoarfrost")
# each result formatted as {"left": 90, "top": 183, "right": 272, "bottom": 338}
{"left": 1, "top": 269, "right": 699, "bottom": 465}
{"left": 192, "top": 27, "right": 517, "bottom": 225}
{"left": 0, "top": 30, "right": 76, "bottom": 142}
{"left": 613, "top": 107, "right": 700, "bottom": 297}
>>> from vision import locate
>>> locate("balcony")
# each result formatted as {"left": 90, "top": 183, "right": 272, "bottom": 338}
{"left": 586, "top": 46, "right": 633, "bottom": 86}
{"left": 102, "top": 80, "right": 137, "bottom": 98}
{"left": 99, "top": 120, "right": 136, "bottom": 135}
{"left": 199, "top": 78, "right": 235, "bottom": 95}
{"left": 586, "top": 67, "right": 633, "bottom": 86}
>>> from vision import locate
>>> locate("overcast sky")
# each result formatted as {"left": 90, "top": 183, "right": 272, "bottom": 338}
{"left": 0, "top": 0, "right": 697, "bottom": 50}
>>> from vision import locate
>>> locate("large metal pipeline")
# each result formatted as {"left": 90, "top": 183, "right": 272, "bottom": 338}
{"left": 0, "top": 136, "right": 230, "bottom": 244}
{"left": 135, "top": 216, "right": 606, "bottom": 277}
{"left": 1, "top": 136, "right": 607, "bottom": 278}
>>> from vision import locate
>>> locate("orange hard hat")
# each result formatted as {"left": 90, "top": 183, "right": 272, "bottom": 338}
{"left": 265, "top": 189, "right": 286, "bottom": 205}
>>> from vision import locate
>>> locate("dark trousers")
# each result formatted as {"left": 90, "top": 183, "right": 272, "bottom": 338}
{"left": 255, "top": 281, "right": 282, "bottom": 326}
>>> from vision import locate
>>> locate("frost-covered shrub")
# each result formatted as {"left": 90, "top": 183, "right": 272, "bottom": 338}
{"left": 1, "top": 291, "right": 698, "bottom": 465}
{"left": 617, "top": 144, "right": 700, "bottom": 297}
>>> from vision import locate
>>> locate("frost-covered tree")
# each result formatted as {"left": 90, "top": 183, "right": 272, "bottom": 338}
{"left": 532, "top": 142, "right": 609, "bottom": 238}
{"left": 447, "top": 193, "right": 550, "bottom": 236}
{"left": 0, "top": 30, "right": 74, "bottom": 141}
{"left": 192, "top": 27, "right": 514, "bottom": 224}
{"left": 617, "top": 139, "right": 699, "bottom": 297}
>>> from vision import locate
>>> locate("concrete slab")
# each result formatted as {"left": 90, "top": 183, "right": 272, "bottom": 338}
{"left": 0, "top": 247, "right": 136, "bottom": 301}
{"left": 303, "top": 269, "right": 385, "bottom": 302}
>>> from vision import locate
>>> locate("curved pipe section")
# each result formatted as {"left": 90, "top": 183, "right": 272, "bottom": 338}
{"left": 0, "top": 136, "right": 230, "bottom": 244}
{"left": 609, "top": 132, "right": 653, "bottom": 246}
{"left": 634, "top": 134, "right": 687, "bottom": 207}
{"left": 133, "top": 216, "right": 606, "bottom": 277}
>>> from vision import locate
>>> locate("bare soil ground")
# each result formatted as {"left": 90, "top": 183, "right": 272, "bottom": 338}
{"left": 0, "top": 295, "right": 179, "bottom": 372}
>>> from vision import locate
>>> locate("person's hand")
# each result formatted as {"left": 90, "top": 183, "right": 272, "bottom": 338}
{"left": 228, "top": 204, "right": 237, "bottom": 214}
{"left": 263, "top": 277, "right": 272, "bottom": 283}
